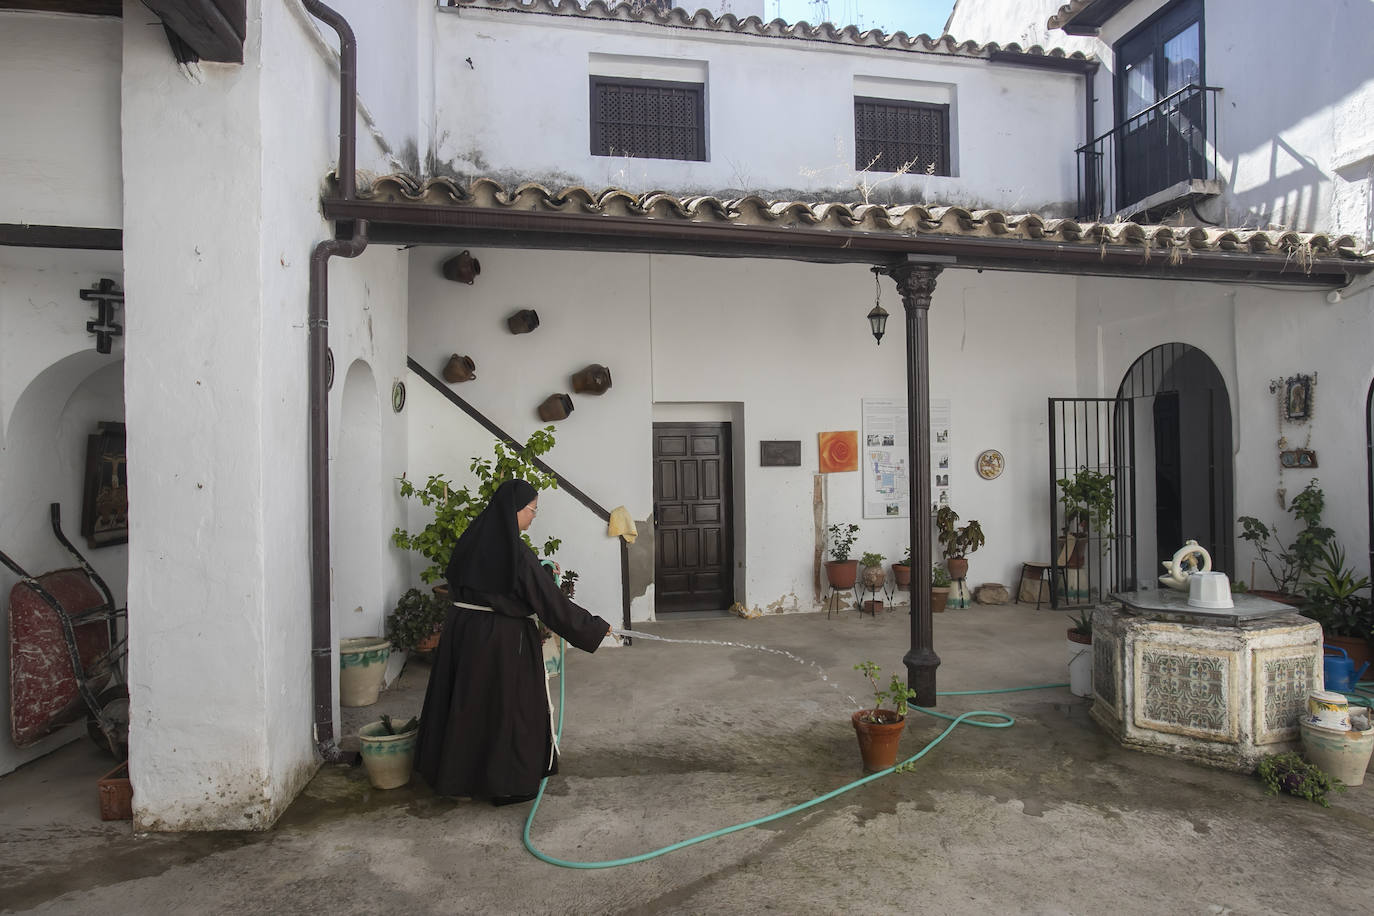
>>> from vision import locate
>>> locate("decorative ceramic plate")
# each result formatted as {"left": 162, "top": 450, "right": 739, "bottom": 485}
{"left": 976, "top": 449, "right": 1004, "bottom": 480}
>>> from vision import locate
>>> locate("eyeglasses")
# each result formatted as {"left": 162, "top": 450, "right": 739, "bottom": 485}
{"left": 522, "top": 503, "right": 538, "bottom": 516}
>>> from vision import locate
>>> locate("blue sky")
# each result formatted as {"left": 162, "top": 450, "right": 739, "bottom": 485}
{"left": 766, "top": 0, "right": 954, "bottom": 36}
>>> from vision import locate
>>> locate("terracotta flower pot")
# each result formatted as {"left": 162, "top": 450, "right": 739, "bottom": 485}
{"left": 825, "top": 560, "right": 859, "bottom": 589}
{"left": 1324, "top": 634, "right": 1374, "bottom": 678}
{"left": 947, "top": 557, "right": 969, "bottom": 580}
{"left": 892, "top": 563, "right": 911, "bottom": 589}
{"left": 852, "top": 709, "right": 906, "bottom": 773}
{"left": 930, "top": 586, "right": 950, "bottom": 612}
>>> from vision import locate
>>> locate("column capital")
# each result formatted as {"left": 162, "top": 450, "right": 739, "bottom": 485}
{"left": 888, "top": 263, "right": 943, "bottom": 311}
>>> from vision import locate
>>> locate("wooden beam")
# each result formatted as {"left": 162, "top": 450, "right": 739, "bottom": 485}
{"left": 0, "top": 223, "right": 122, "bottom": 250}
{"left": 142, "top": 0, "right": 245, "bottom": 63}
{"left": 0, "top": 1, "right": 120, "bottom": 15}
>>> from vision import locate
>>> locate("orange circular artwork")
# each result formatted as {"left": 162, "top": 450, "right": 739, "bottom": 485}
{"left": 818, "top": 431, "right": 859, "bottom": 473}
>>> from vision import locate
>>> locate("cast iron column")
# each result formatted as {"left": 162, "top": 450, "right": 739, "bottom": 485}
{"left": 891, "top": 261, "right": 943, "bottom": 707}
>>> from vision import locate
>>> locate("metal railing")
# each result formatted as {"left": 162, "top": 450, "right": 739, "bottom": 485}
{"left": 1076, "top": 84, "right": 1221, "bottom": 220}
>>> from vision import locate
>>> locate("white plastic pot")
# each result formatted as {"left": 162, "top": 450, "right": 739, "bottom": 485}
{"left": 1067, "top": 634, "right": 1093, "bottom": 698}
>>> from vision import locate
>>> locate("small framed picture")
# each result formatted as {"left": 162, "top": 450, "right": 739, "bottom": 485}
{"left": 760, "top": 440, "right": 801, "bottom": 467}
{"left": 1284, "top": 375, "right": 1312, "bottom": 421}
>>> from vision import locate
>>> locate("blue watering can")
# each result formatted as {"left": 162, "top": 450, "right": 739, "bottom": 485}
{"left": 1324, "top": 646, "right": 1370, "bottom": 693}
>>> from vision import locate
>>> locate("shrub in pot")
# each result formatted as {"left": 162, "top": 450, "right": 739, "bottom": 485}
{"left": 1066, "top": 609, "right": 1093, "bottom": 698}
{"left": 387, "top": 587, "right": 450, "bottom": 654}
{"left": 859, "top": 551, "right": 886, "bottom": 590}
{"left": 851, "top": 661, "right": 918, "bottom": 773}
{"left": 1299, "top": 541, "right": 1373, "bottom": 671}
{"left": 935, "top": 506, "right": 983, "bottom": 608}
{"left": 930, "top": 564, "right": 951, "bottom": 613}
{"left": 892, "top": 546, "right": 912, "bottom": 590}
{"left": 1238, "top": 478, "right": 1331, "bottom": 602}
{"left": 824, "top": 523, "right": 861, "bottom": 589}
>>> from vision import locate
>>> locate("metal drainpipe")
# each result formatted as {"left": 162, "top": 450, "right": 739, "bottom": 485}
{"left": 302, "top": 0, "right": 369, "bottom": 760}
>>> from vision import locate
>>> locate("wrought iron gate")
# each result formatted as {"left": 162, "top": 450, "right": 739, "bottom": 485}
{"left": 1048, "top": 398, "right": 1136, "bottom": 608}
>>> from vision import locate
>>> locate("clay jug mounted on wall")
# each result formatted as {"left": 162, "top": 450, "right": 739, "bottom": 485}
{"left": 441, "top": 250, "right": 481, "bottom": 284}
{"left": 571, "top": 364, "right": 613, "bottom": 395}
{"left": 507, "top": 309, "right": 540, "bottom": 335}
{"left": 538, "top": 393, "right": 574, "bottom": 422}
{"left": 442, "top": 354, "right": 476, "bottom": 383}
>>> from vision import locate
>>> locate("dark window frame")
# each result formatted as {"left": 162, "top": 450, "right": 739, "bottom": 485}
{"left": 589, "top": 75, "right": 707, "bottom": 162}
{"left": 853, "top": 96, "right": 951, "bottom": 176}
{"left": 1113, "top": 0, "right": 1205, "bottom": 127}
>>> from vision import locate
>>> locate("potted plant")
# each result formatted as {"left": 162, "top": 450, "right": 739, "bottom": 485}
{"left": 892, "top": 545, "right": 912, "bottom": 590}
{"left": 851, "top": 661, "right": 918, "bottom": 773}
{"left": 386, "top": 587, "right": 449, "bottom": 654}
{"left": 859, "top": 551, "right": 886, "bottom": 589}
{"left": 358, "top": 714, "right": 419, "bottom": 790}
{"left": 1238, "top": 478, "right": 1332, "bottom": 602}
{"left": 1300, "top": 540, "right": 1373, "bottom": 671}
{"left": 929, "top": 564, "right": 952, "bottom": 613}
{"left": 393, "top": 427, "right": 563, "bottom": 592}
{"left": 935, "top": 505, "right": 985, "bottom": 581}
{"left": 824, "top": 522, "right": 861, "bottom": 589}
{"left": 1066, "top": 609, "right": 1093, "bottom": 698}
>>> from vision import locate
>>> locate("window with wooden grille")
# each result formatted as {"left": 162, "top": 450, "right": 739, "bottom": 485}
{"left": 590, "top": 76, "right": 706, "bottom": 162}
{"left": 854, "top": 97, "right": 950, "bottom": 175}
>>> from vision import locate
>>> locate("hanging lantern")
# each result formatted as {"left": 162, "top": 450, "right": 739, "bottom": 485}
{"left": 867, "top": 267, "right": 888, "bottom": 345}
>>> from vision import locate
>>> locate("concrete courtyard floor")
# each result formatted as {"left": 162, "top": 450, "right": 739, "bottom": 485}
{"left": 5, "top": 601, "right": 1374, "bottom": 914}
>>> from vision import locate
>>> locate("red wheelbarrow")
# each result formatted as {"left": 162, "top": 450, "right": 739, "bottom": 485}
{"left": 3, "top": 503, "right": 128, "bottom": 758}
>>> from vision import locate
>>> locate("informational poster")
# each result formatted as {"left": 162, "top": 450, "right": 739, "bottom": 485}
{"left": 862, "top": 398, "right": 909, "bottom": 518}
{"left": 931, "top": 398, "right": 952, "bottom": 510}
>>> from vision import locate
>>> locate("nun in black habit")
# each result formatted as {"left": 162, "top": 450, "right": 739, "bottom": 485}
{"left": 414, "top": 479, "right": 612, "bottom": 804}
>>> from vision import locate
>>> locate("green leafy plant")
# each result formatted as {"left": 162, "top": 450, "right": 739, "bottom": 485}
{"left": 392, "top": 428, "right": 562, "bottom": 583}
{"left": 378, "top": 714, "right": 419, "bottom": 736}
{"left": 853, "top": 661, "right": 918, "bottom": 724}
{"left": 931, "top": 564, "right": 952, "bottom": 588}
{"left": 934, "top": 506, "right": 985, "bottom": 559}
{"left": 560, "top": 569, "right": 579, "bottom": 598}
{"left": 897, "top": 545, "right": 912, "bottom": 567}
{"left": 1238, "top": 478, "right": 1333, "bottom": 595}
{"left": 1057, "top": 466, "right": 1115, "bottom": 538}
{"left": 1066, "top": 608, "right": 1093, "bottom": 637}
{"left": 860, "top": 551, "right": 885, "bottom": 568}
{"left": 826, "top": 523, "right": 860, "bottom": 562}
{"left": 1257, "top": 751, "right": 1344, "bottom": 807}
{"left": 385, "top": 587, "right": 449, "bottom": 652}
{"left": 1231, "top": 580, "right": 1249, "bottom": 593}
{"left": 1301, "top": 541, "right": 1373, "bottom": 638}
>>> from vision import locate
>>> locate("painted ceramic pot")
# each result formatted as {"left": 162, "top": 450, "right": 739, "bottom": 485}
{"left": 441, "top": 250, "right": 481, "bottom": 284}
{"left": 861, "top": 565, "right": 886, "bottom": 589}
{"left": 441, "top": 353, "right": 476, "bottom": 383}
{"left": 358, "top": 720, "right": 418, "bottom": 789}
{"left": 339, "top": 637, "right": 390, "bottom": 708}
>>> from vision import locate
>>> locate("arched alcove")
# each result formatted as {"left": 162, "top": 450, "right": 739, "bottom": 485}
{"left": 0, "top": 352, "right": 125, "bottom": 772}
{"left": 333, "top": 360, "right": 383, "bottom": 641}
{"left": 1117, "top": 342, "right": 1234, "bottom": 582}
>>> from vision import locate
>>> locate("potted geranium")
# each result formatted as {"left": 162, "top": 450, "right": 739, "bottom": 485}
{"left": 824, "top": 523, "right": 861, "bottom": 589}
{"left": 393, "top": 427, "right": 563, "bottom": 593}
{"left": 386, "top": 587, "right": 449, "bottom": 654}
{"left": 851, "top": 661, "right": 918, "bottom": 773}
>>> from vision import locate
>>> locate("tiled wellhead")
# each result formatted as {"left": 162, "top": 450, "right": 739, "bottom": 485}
{"left": 1089, "top": 597, "right": 1321, "bottom": 771}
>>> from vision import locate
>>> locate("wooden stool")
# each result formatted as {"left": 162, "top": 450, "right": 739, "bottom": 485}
{"left": 1016, "top": 562, "right": 1052, "bottom": 609}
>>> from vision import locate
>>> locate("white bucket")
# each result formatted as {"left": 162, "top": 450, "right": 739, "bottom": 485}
{"left": 1067, "top": 637, "right": 1093, "bottom": 698}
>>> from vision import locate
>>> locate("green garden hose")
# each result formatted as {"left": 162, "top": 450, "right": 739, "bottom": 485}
{"left": 521, "top": 639, "right": 1069, "bottom": 869}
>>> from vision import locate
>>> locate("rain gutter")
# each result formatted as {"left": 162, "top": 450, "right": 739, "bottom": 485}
{"left": 302, "top": 0, "right": 369, "bottom": 762}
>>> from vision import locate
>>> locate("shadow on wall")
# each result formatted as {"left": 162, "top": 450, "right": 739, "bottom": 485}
{"left": 1217, "top": 134, "right": 1329, "bottom": 232}
{"left": 0, "top": 350, "right": 126, "bottom": 774}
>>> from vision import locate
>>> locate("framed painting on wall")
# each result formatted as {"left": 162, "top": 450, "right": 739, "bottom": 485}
{"left": 81, "top": 421, "right": 128, "bottom": 549}
{"left": 817, "top": 430, "right": 858, "bottom": 473}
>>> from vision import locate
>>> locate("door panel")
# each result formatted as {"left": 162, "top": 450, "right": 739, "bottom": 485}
{"left": 654, "top": 422, "right": 734, "bottom": 612}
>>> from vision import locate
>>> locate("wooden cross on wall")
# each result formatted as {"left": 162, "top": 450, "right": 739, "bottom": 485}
{"left": 79, "top": 278, "right": 123, "bottom": 355}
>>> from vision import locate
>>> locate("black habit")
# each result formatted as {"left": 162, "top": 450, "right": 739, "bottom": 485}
{"left": 414, "top": 481, "right": 610, "bottom": 801}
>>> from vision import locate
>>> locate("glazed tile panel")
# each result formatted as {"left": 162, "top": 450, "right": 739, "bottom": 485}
{"left": 1255, "top": 649, "right": 1318, "bottom": 744}
{"left": 1134, "top": 645, "right": 1237, "bottom": 741}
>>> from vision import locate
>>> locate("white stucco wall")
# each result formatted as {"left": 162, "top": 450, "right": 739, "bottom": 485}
{"left": 0, "top": 12, "right": 123, "bottom": 229}
{"left": 944, "top": 0, "right": 1099, "bottom": 54}
{"left": 406, "top": 248, "right": 1080, "bottom": 619}
{"left": 0, "top": 247, "right": 126, "bottom": 776}
{"left": 1074, "top": 275, "right": 1374, "bottom": 587}
{"left": 432, "top": 6, "right": 1083, "bottom": 212}
{"left": 120, "top": 0, "right": 410, "bottom": 830}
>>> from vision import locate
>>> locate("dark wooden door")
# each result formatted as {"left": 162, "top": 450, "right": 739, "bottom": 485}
{"left": 653, "top": 423, "right": 734, "bottom": 613}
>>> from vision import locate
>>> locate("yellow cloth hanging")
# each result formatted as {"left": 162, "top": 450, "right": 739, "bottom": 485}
{"left": 608, "top": 506, "right": 638, "bottom": 544}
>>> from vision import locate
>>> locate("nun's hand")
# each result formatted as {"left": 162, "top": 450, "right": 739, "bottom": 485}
{"left": 605, "top": 625, "right": 619, "bottom": 645}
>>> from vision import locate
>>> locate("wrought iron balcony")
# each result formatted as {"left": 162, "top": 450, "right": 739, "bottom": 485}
{"left": 1076, "top": 84, "right": 1222, "bottom": 221}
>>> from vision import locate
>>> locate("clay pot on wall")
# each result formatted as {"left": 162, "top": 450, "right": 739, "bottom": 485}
{"left": 571, "top": 364, "right": 613, "bottom": 395}
{"left": 507, "top": 309, "right": 540, "bottom": 334}
{"left": 441, "top": 250, "right": 481, "bottom": 284}
{"left": 538, "top": 393, "right": 574, "bottom": 422}
{"left": 442, "top": 354, "right": 476, "bottom": 383}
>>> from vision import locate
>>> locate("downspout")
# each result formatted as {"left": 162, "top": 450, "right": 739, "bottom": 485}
{"left": 302, "top": 0, "right": 369, "bottom": 760}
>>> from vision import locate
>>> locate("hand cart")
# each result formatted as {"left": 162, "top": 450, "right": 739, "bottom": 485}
{"left": 4, "top": 503, "right": 128, "bottom": 758}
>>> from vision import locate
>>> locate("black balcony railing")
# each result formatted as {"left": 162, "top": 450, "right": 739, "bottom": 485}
{"left": 1077, "top": 84, "right": 1221, "bottom": 221}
